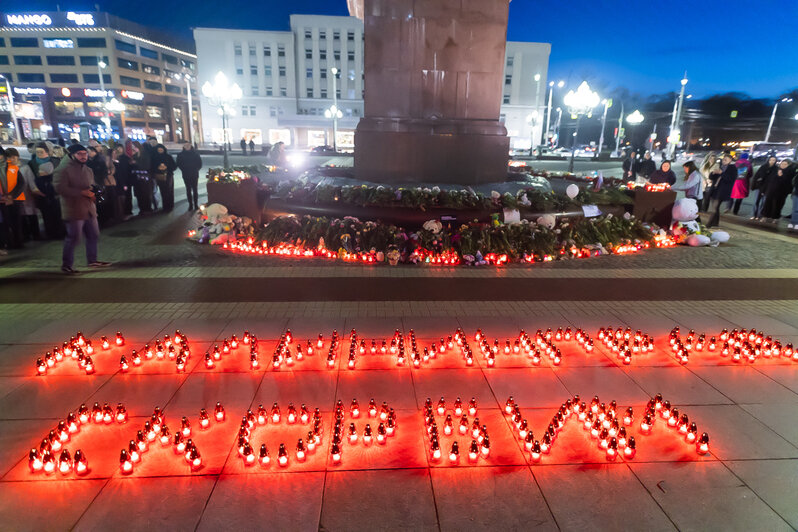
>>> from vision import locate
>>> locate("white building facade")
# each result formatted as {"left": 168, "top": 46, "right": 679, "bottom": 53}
{"left": 194, "top": 15, "right": 549, "bottom": 151}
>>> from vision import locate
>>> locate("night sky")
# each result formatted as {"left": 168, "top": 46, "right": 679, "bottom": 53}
{"left": 10, "top": 0, "right": 798, "bottom": 99}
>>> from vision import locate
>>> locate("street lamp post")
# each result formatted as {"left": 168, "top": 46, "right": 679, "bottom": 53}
{"left": 0, "top": 74, "right": 22, "bottom": 146}
{"left": 614, "top": 102, "right": 625, "bottom": 156}
{"left": 597, "top": 98, "right": 611, "bottom": 157}
{"left": 532, "top": 73, "right": 541, "bottom": 152}
{"left": 563, "top": 81, "right": 600, "bottom": 173}
{"left": 666, "top": 74, "right": 688, "bottom": 159}
{"left": 105, "top": 98, "right": 126, "bottom": 138}
{"left": 764, "top": 97, "right": 793, "bottom": 143}
{"left": 329, "top": 67, "right": 339, "bottom": 152}
{"left": 553, "top": 107, "right": 562, "bottom": 147}
{"left": 544, "top": 80, "right": 564, "bottom": 148}
{"left": 201, "top": 71, "right": 242, "bottom": 170}
{"left": 97, "top": 56, "right": 110, "bottom": 139}
{"left": 184, "top": 75, "right": 195, "bottom": 146}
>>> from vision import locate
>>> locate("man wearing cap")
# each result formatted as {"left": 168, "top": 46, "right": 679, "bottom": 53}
{"left": 53, "top": 144, "right": 111, "bottom": 274}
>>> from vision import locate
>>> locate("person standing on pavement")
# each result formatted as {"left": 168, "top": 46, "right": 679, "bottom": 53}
{"left": 240, "top": 138, "right": 247, "bottom": 155}
{"left": 6, "top": 148, "right": 43, "bottom": 241}
{"left": 699, "top": 152, "right": 720, "bottom": 212}
{"left": 706, "top": 153, "right": 738, "bottom": 228}
{"left": 789, "top": 163, "right": 798, "bottom": 230}
{"left": 53, "top": 144, "right": 112, "bottom": 274}
{"left": 176, "top": 142, "right": 202, "bottom": 212}
{"left": 152, "top": 144, "right": 176, "bottom": 212}
{"left": 730, "top": 153, "right": 752, "bottom": 215}
{"left": 751, "top": 156, "right": 778, "bottom": 220}
{"left": 622, "top": 151, "right": 639, "bottom": 182}
{"left": 113, "top": 144, "right": 134, "bottom": 218}
{"left": 248, "top": 138, "right": 256, "bottom": 155}
{"left": 0, "top": 147, "right": 26, "bottom": 249}
{"left": 762, "top": 159, "right": 795, "bottom": 224}
{"left": 28, "top": 142, "right": 62, "bottom": 239}
{"left": 141, "top": 136, "right": 159, "bottom": 210}
{"left": 647, "top": 160, "right": 677, "bottom": 185}
{"left": 639, "top": 151, "right": 657, "bottom": 184}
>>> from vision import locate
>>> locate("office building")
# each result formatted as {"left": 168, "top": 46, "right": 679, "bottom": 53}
{"left": 0, "top": 10, "right": 200, "bottom": 144}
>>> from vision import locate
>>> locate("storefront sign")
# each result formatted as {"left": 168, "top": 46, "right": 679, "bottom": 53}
{"left": 4, "top": 12, "right": 96, "bottom": 27}
{"left": 13, "top": 87, "right": 46, "bottom": 96}
{"left": 120, "top": 90, "right": 144, "bottom": 101}
{"left": 66, "top": 11, "right": 94, "bottom": 26}
{"left": 43, "top": 38, "right": 74, "bottom": 49}
{"left": 5, "top": 13, "right": 52, "bottom": 26}
{"left": 84, "top": 88, "right": 114, "bottom": 98}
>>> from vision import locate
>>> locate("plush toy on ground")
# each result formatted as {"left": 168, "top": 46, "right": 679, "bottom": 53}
{"left": 188, "top": 203, "right": 255, "bottom": 245}
{"left": 669, "top": 198, "right": 729, "bottom": 246}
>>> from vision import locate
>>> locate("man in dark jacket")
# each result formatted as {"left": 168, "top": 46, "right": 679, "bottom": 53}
{"left": 706, "top": 153, "right": 737, "bottom": 227}
{"left": 53, "top": 144, "right": 111, "bottom": 273}
{"left": 113, "top": 144, "right": 134, "bottom": 217}
{"left": 639, "top": 151, "right": 657, "bottom": 181}
{"left": 151, "top": 144, "right": 176, "bottom": 212}
{"left": 750, "top": 156, "right": 778, "bottom": 220}
{"left": 176, "top": 142, "right": 203, "bottom": 211}
{"left": 622, "top": 151, "right": 639, "bottom": 182}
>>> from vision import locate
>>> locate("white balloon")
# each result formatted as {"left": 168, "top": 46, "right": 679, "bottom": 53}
{"left": 710, "top": 231, "right": 730, "bottom": 243}
{"left": 566, "top": 184, "right": 579, "bottom": 199}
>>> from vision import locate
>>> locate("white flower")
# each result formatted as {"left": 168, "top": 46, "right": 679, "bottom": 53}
{"left": 520, "top": 193, "right": 531, "bottom": 206}
{"left": 623, "top": 212, "right": 631, "bottom": 220}
{"left": 432, "top": 186, "right": 441, "bottom": 194}
{"left": 491, "top": 191, "right": 501, "bottom": 199}
{"left": 606, "top": 213, "right": 613, "bottom": 219}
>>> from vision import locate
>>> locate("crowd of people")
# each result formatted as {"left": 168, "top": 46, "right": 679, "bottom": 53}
{"left": 623, "top": 150, "right": 797, "bottom": 229}
{"left": 0, "top": 137, "right": 203, "bottom": 269}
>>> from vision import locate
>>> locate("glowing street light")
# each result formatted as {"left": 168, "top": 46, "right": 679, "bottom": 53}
{"left": 544, "top": 80, "right": 565, "bottom": 147}
{"left": 765, "top": 97, "right": 793, "bottom": 143}
{"left": 626, "top": 110, "right": 645, "bottom": 124}
{"left": 202, "top": 71, "right": 242, "bottom": 169}
{"left": 563, "top": 81, "right": 599, "bottom": 172}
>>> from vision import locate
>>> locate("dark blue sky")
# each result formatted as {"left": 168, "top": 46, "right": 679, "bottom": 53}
{"left": 12, "top": 0, "right": 798, "bottom": 98}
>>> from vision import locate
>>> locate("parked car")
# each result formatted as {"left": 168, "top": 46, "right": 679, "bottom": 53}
{"left": 311, "top": 145, "right": 337, "bottom": 155}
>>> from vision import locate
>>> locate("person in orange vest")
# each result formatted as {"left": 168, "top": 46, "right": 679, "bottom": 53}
{"left": 0, "top": 146, "right": 26, "bottom": 250}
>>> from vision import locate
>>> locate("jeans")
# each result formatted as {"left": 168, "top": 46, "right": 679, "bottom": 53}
{"left": 156, "top": 178, "right": 174, "bottom": 211}
{"left": 62, "top": 216, "right": 99, "bottom": 269}
{"left": 752, "top": 189, "right": 766, "bottom": 218}
{"left": 707, "top": 198, "right": 723, "bottom": 227}
{"left": 792, "top": 195, "right": 798, "bottom": 225}
{"left": 183, "top": 176, "right": 198, "bottom": 210}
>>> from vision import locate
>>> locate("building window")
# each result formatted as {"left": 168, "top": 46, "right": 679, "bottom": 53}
{"left": 46, "top": 56, "right": 75, "bottom": 66}
{"left": 320, "top": 70, "right": 327, "bottom": 79}
{"left": 249, "top": 46, "right": 256, "bottom": 56}
{"left": 146, "top": 105, "right": 163, "bottom": 118}
{"left": 142, "top": 64, "right": 160, "bottom": 75}
{"left": 236, "top": 68, "right": 243, "bottom": 75}
{"left": 279, "top": 66, "right": 286, "bottom": 76}
{"left": 0, "top": 38, "right": 6, "bottom": 47}
{"left": 333, "top": 31, "right": 340, "bottom": 40}
{"left": 505, "top": 75, "right": 513, "bottom": 85}
{"left": 320, "top": 88, "right": 327, "bottom": 98}
{"left": 10, "top": 37, "right": 38, "bottom": 47}
{"left": 165, "top": 84, "right": 181, "bottom": 94}
{"left": 50, "top": 73, "right": 79, "bottom": 83}
{"left": 43, "top": 38, "right": 74, "bottom": 49}
{"left": 307, "top": 88, "right": 314, "bottom": 98}
{"left": 0, "top": 73, "right": 12, "bottom": 81}
{"left": 143, "top": 80, "right": 162, "bottom": 90}
{"left": 251, "top": 86, "right": 259, "bottom": 96}
{"left": 18, "top": 73, "right": 45, "bottom": 83}
{"left": 120, "top": 75, "right": 141, "bottom": 87}
{"left": 503, "top": 96, "right": 510, "bottom": 104}
{"left": 115, "top": 39, "right": 137, "bottom": 54}
{"left": 319, "top": 50, "right": 327, "bottom": 60}
{"left": 13, "top": 55, "right": 42, "bottom": 65}
{"left": 163, "top": 53, "right": 178, "bottom": 64}
{"left": 306, "top": 68, "right": 313, "bottom": 78}
{"left": 118, "top": 58, "right": 139, "bottom": 71}
{"left": 77, "top": 38, "right": 106, "bottom": 48}
{"left": 304, "top": 30, "right": 312, "bottom": 39}
{"left": 0, "top": 56, "right": 8, "bottom": 65}
{"left": 242, "top": 106, "right": 248, "bottom": 116}
{"left": 234, "top": 44, "right": 242, "bottom": 56}
{"left": 277, "top": 45, "right": 285, "bottom": 57}
{"left": 249, "top": 106, "right": 256, "bottom": 116}
{"left": 319, "top": 31, "right": 326, "bottom": 39}
{"left": 305, "top": 49, "right": 313, "bottom": 59}
{"left": 347, "top": 51, "right": 355, "bottom": 61}
{"left": 336, "top": 89, "right": 341, "bottom": 98}
{"left": 83, "top": 73, "right": 111, "bottom": 84}
{"left": 79, "top": 55, "right": 108, "bottom": 66}
{"left": 507, "top": 57, "right": 513, "bottom": 66}
{"left": 180, "top": 59, "right": 194, "bottom": 70}
{"left": 264, "top": 66, "right": 272, "bottom": 76}
{"left": 270, "top": 107, "right": 277, "bottom": 117}
{"left": 266, "top": 86, "right": 273, "bottom": 96}
{"left": 280, "top": 87, "right": 286, "bottom": 97}
{"left": 250, "top": 66, "right": 258, "bottom": 75}
{"left": 140, "top": 47, "right": 158, "bottom": 59}
{"left": 334, "top": 52, "right": 340, "bottom": 60}
{"left": 263, "top": 46, "right": 271, "bottom": 56}
{"left": 347, "top": 31, "right": 355, "bottom": 41}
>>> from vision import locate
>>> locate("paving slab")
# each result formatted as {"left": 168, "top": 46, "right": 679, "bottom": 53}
{"left": 725, "top": 459, "right": 798, "bottom": 529}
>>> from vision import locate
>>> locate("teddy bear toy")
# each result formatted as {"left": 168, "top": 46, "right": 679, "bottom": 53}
{"left": 670, "top": 198, "right": 729, "bottom": 246}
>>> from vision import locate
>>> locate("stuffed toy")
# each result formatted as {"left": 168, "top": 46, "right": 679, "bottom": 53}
{"left": 670, "top": 198, "right": 729, "bottom": 246}
{"left": 188, "top": 203, "right": 254, "bottom": 245}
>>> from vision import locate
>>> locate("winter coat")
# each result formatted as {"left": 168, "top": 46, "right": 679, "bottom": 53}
{"left": 768, "top": 165, "right": 795, "bottom": 196}
{"left": 709, "top": 164, "right": 737, "bottom": 201}
{"left": 87, "top": 156, "right": 108, "bottom": 187}
{"left": 114, "top": 154, "right": 134, "bottom": 188}
{"left": 176, "top": 148, "right": 203, "bottom": 180}
{"left": 752, "top": 163, "right": 777, "bottom": 192}
{"left": 54, "top": 157, "right": 97, "bottom": 220}
{"left": 731, "top": 160, "right": 752, "bottom": 199}
{"left": 672, "top": 170, "right": 704, "bottom": 200}
{"left": 639, "top": 158, "right": 656, "bottom": 178}
{"left": 648, "top": 168, "right": 677, "bottom": 185}
{"left": 622, "top": 157, "right": 639, "bottom": 179}
{"left": 151, "top": 145, "right": 176, "bottom": 181}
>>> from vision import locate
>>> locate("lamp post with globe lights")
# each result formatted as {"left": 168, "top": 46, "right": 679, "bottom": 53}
{"left": 105, "top": 98, "right": 126, "bottom": 138}
{"left": 666, "top": 74, "right": 688, "bottom": 159}
{"left": 202, "top": 72, "right": 242, "bottom": 170}
{"left": 325, "top": 105, "right": 343, "bottom": 152}
{"left": 563, "top": 81, "right": 600, "bottom": 172}
{"left": 545, "top": 80, "right": 565, "bottom": 147}
{"left": 764, "top": 97, "right": 793, "bottom": 143}
{"left": 0, "top": 74, "right": 22, "bottom": 146}
{"left": 597, "top": 98, "right": 612, "bottom": 157}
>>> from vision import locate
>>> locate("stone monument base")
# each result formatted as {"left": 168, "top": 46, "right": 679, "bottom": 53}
{"left": 354, "top": 117, "right": 510, "bottom": 185}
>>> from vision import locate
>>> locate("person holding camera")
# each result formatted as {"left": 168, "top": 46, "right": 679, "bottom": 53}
{"left": 53, "top": 144, "right": 111, "bottom": 274}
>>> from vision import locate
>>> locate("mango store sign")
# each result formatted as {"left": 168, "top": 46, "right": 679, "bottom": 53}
{"left": 5, "top": 11, "right": 95, "bottom": 26}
